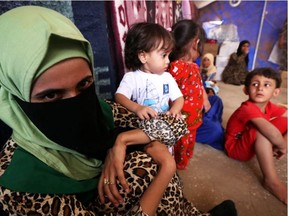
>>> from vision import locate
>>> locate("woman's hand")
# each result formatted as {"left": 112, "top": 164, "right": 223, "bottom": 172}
{"left": 98, "top": 140, "right": 129, "bottom": 206}
{"left": 98, "top": 128, "right": 150, "bottom": 206}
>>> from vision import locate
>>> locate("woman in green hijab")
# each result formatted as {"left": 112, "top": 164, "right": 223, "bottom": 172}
{"left": 0, "top": 6, "right": 237, "bottom": 216}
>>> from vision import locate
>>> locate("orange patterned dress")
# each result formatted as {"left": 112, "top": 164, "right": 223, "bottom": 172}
{"left": 169, "top": 60, "right": 204, "bottom": 169}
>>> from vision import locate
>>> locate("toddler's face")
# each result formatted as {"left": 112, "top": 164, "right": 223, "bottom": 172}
{"left": 140, "top": 46, "right": 171, "bottom": 75}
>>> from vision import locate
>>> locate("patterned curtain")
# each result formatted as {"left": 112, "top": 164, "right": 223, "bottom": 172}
{"left": 106, "top": 0, "right": 188, "bottom": 79}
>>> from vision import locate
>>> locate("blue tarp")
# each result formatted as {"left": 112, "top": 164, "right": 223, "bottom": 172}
{"left": 198, "top": 0, "right": 287, "bottom": 71}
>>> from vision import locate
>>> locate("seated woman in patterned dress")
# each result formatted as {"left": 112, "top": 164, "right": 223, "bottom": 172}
{"left": 0, "top": 6, "right": 237, "bottom": 216}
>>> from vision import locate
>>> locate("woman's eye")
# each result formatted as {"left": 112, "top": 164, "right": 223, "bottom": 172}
{"left": 42, "top": 92, "right": 61, "bottom": 102}
{"left": 78, "top": 78, "right": 94, "bottom": 91}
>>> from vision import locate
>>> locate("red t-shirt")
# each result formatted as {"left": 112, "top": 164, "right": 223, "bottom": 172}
{"left": 225, "top": 100, "right": 286, "bottom": 160}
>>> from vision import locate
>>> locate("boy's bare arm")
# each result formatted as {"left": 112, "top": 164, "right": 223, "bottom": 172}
{"left": 251, "top": 117, "right": 286, "bottom": 148}
{"left": 167, "top": 96, "right": 184, "bottom": 118}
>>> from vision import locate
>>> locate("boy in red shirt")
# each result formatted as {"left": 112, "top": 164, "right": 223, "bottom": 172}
{"left": 225, "top": 67, "right": 287, "bottom": 204}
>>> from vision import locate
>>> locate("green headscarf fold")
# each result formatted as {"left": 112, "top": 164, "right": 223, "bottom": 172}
{"left": 0, "top": 6, "right": 105, "bottom": 180}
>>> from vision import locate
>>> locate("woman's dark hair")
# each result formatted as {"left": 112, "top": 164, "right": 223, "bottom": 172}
{"left": 244, "top": 67, "right": 282, "bottom": 88}
{"left": 237, "top": 40, "right": 250, "bottom": 67}
{"left": 124, "top": 22, "right": 174, "bottom": 70}
{"left": 169, "top": 19, "right": 206, "bottom": 62}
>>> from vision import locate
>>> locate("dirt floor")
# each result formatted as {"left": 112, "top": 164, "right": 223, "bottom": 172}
{"left": 177, "top": 80, "right": 287, "bottom": 216}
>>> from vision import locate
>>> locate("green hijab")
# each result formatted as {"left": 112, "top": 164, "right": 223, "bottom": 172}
{"left": 0, "top": 6, "right": 107, "bottom": 181}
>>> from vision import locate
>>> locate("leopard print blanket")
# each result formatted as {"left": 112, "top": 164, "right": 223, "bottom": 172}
{"left": 0, "top": 100, "right": 209, "bottom": 216}
{"left": 106, "top": 100, "right": 189, "bottom": 147}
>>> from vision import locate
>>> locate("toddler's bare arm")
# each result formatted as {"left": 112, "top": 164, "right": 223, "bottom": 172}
{"left": 167, "top": 96, "right": 184, "bottom": 118}
{"left": 115, "top": 93, "right": 157, "bottom": 120}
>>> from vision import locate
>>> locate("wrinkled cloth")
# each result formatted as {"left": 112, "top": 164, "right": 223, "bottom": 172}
{"left": 196, "top": 95, "right": 224, "bottom": 150}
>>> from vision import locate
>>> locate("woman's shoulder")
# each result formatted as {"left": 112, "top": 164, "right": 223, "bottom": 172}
{"left": 230, "top": 52, "right": 238, "bottom": 58}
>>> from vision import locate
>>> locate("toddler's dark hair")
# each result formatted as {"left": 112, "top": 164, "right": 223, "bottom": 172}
{"left": 169, "top": 19, "right": 206, "bottom": 62}
{"left": 124, "top": 22, "right": 174, "bottom": 71}
{"left": 244, "top": 67, "right": 282, "bottom": 88}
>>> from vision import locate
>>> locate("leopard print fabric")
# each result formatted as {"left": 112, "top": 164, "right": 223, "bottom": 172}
{"left": 0, "top": 101, "right": 208, "bottom": 215}
{"left": 0, "top": 140, "right": 141, "bottom": 216}
{"left": 106, "top": 100, "right": 189, "bottom": 146}
{"left": 0, "top": 140, "right": 209, "bottom": 216}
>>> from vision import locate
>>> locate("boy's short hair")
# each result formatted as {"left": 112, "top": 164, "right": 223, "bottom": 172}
{"left": 124, "top": 22, "right": 174, "bottom": 71}
{"left": 244, "top": 67, "right": 282, "bottom": 88}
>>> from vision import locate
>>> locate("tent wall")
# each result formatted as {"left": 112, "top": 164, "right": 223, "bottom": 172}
{"left": 197, "top": 0, "right": 287, "bottom": 71}
{"left": 1, "top": 1, "right": 286, "bottom": 98}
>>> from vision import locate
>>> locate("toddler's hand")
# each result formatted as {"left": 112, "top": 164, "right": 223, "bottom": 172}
{"left": 136, "top": 105, "right": 158, "bottom": 120}
{"left": 165, "top": 110, "right": 183, "bottom": 119}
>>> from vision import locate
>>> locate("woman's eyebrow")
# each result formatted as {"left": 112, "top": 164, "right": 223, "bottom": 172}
{"left": 80, "top": 75, "right": 94, "bottom": 82}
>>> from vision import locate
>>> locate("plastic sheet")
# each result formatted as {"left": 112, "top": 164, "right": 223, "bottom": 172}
{"left": 203, "top": 22, "right": 239, "bottom": 43}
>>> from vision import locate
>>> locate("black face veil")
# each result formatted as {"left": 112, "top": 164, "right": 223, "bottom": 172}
{"left": 15, "top": 84, "right": 113, "bottom": 160}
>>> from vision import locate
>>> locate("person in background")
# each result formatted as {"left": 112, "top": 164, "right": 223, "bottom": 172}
{"left": 200, "top": 52, "right": 217, "bottom": 81}
{"left": 200, "top": 52, "right": 219, "bottom": 96}
{"left": 169, "top": 19, "right": 211, "bottom": 169}
{"left": 225, "top": 67, "right": 287, "bottom": 204}
{"left": 0, "top": 6, "right": 238, "bottom": 215}
{"left": 222, "top": 40, "right": 250, "bottom": 85}
{"left": 196, "top": 54, "right": 224, "bottom": 150}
